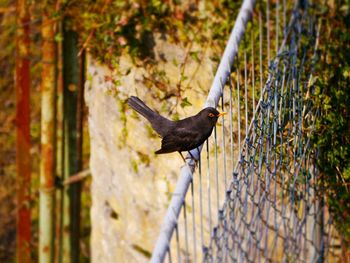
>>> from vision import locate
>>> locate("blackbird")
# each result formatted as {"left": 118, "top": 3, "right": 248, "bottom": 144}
{"left": 127, "top": 96, "right": 226, "bottom": 161}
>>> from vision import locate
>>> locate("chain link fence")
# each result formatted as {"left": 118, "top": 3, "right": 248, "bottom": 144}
{"left": 151, "top": 1, "right": 344, "bottom": 262}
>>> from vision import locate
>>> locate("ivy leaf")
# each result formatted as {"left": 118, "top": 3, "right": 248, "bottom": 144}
{"left": 180, "top": 97, "right": 192, "bottom": 108}
{"left": 172, "top": 58, "right": 178, "bottom": 66}
{"left": 180, "top": 73, "right": 188, "bottom": 82}
{"left": 343, "top": 67, "right": 350, "bottom": 78}
{"left": 190, "top": 51, "right": 200, "bottom": 62}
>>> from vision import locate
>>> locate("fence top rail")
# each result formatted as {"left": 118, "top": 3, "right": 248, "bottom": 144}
{"left": 150, "top": 1, "right": 256, "bottom": 262}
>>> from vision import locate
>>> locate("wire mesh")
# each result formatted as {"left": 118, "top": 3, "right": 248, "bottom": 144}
{"left": 151, "top": 1, "right": 344, "bottom": 262}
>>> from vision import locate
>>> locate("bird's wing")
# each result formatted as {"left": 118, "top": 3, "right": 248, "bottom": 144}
{"left": 156, "top": 127, "right": 202, "bottom": 154}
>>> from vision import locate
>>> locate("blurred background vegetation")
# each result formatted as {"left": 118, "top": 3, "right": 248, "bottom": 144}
{"left": 0, "top": 0, "right": 349, "bottom": 262}
{"left": 312, "top": 0, "right": 350, "bottom": 244}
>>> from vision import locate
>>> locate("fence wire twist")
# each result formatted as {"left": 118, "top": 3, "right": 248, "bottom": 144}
{"left": 151, "top": 0, "right": 343, "bottom": 262}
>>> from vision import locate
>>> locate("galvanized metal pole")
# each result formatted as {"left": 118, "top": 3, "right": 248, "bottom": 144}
{"left": 151, "top": 0, "right": 256, "bottom": 261}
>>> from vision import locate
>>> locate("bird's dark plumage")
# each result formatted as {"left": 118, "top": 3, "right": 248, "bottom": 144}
{"left": 127, "top": 96, "right": 224, "bottom": 157}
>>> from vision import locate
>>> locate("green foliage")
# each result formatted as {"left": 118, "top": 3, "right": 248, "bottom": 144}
{"left": 180, "top": 97, "right": 192, "bottom": 108}
{"left": 131, "top": 158, "right": 139, "bottom": 173}
{"left": 63, "top": 0, "right": 240, "bottom": 65}
{"left": 117, "top": 99, "right": 128, "bottom": 147}
{"left": 312, "top": 0, "right": 350, "bottom": 245}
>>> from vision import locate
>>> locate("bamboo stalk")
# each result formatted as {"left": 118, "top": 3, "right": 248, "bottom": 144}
{"left": 77, "top": 50, "right": 85, "bottom": 170}
{"left": 55, "top": 18, "right": 64, "bottom": 263}
{"left": 15, "top": 0, "right": 31, "bottom": 262}
{"left": 62, "top": 26, "right": 81, "bottom": 263}
{"left": 39, "top": 1, "right": 57, "bottom": 262}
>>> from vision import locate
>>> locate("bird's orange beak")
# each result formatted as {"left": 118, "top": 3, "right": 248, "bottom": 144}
{"left": 217, "top": 112, "right": 227, "bottom": 117}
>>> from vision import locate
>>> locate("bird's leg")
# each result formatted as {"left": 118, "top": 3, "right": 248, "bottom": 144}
{"left": 188, "top": 151, "right": 195, "bottom": 160}
{"left": 179, "top": 151, "right": 199, "bottom": 166}
{"left": 187, "top": 151, "right": 199, "bottom": 167}
{"left": 178, "top": 151, "right": 186, "bottom": 163}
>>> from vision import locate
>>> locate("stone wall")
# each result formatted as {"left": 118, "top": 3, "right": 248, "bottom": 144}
{"left": 85, "top": 36, "right": 215, "bottom": 262}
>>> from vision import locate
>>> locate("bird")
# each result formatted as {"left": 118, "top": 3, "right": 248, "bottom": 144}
{"left": 127, "top": 96, "right": 226, "bottom": 161}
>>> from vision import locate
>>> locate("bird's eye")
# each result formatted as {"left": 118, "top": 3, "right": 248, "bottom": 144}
{"left": 208, "top": 113, "right": 215, "bottom": 117}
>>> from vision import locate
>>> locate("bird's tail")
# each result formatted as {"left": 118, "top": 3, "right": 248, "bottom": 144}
{"left": 127, "top": 96, "right": 157, "bottom": 122}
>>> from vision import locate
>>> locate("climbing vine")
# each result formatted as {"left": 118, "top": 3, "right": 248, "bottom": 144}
{"left": 63, "top": 0, "right": 240, "bottom": 65}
